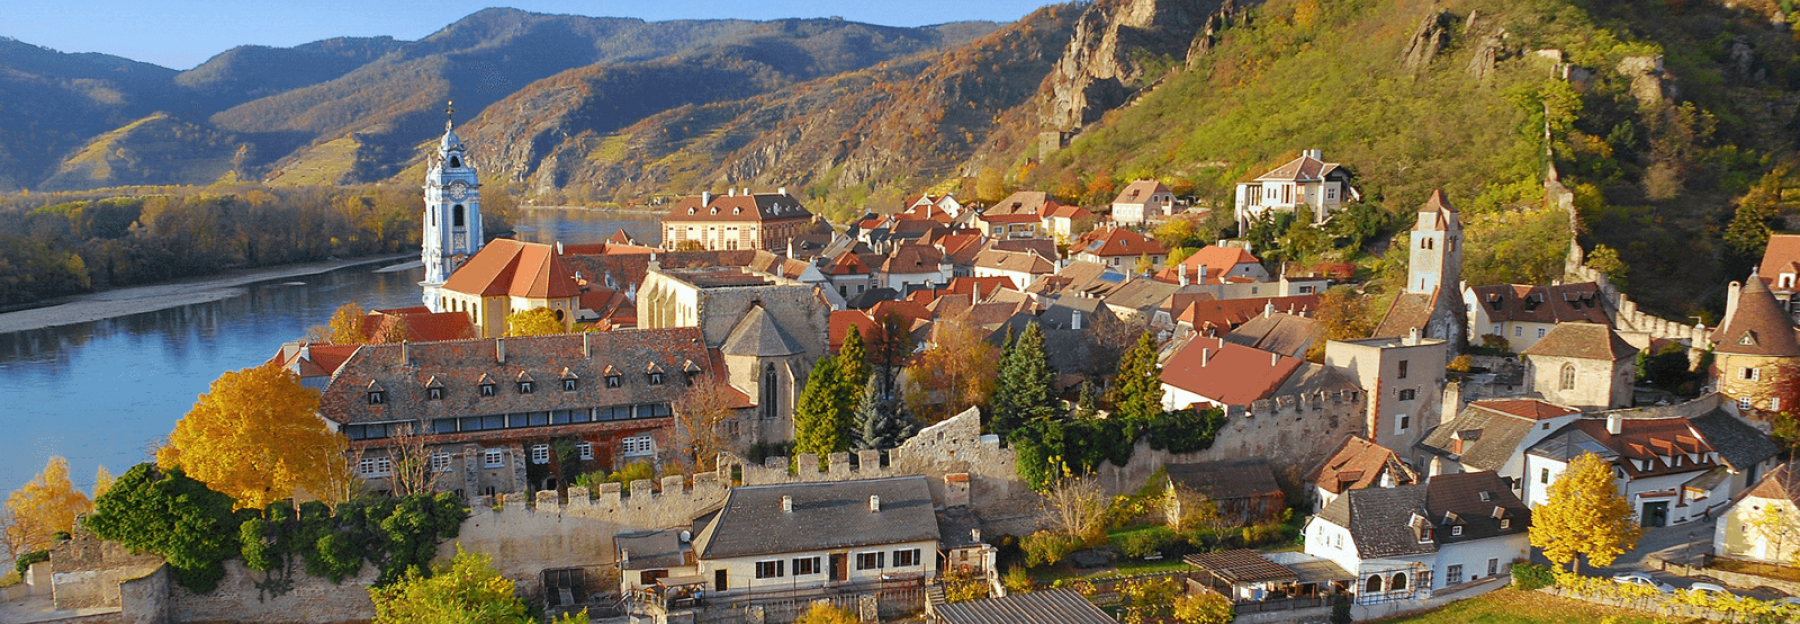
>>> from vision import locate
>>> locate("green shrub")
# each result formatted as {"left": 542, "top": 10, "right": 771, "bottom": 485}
{"left": 1512, "top": 562, "right": 1554, "bottom": 590}
{"left": 14, "top": 550, "right": 49, "bottom": 575}
{"left": 1003, "top": 565, "right": 1035, "bottom": 593}
{"left": 1117, "top": 528, "right": 1173, "bottom": 559}
{"left": 1021, "top": 530, "right": 1083, "bottom": 567}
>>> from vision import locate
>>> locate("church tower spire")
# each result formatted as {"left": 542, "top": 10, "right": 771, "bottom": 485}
{"left": 420, "top": 101, "right": 484, "bottom": 312}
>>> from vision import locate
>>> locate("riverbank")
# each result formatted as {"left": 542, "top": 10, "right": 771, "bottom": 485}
{"left": 0, "top": 254, "right": 413, "bottom": 335}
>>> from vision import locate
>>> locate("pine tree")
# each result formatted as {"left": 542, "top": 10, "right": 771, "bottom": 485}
{"left": 853, "top": 379, "right": 921, "bottom": 450}
{"left": 839, "top": 326, "right": 870, "bottom": 392}
{"left": 1112, "top": 331, "right": 1164, "bottom": 422}
{"left": 991, "top": 322, "right": 1057, "bottom": 438}
{"left": 794, "top": 355, "right": 852, "bottom": 457}
{"left": 1530, "top": 452, "right": 1643, "bottom": 572}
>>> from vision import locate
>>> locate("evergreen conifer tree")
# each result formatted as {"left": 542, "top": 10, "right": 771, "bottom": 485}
{"left": 1112, "top": 331, "right": 1163, "bottom": 422}
{"left": 839, "top": 326, "right": 870, "bottom": 392}
{"left": 991, "top": 322, "right": 1057, "bottom": 438}
{"left": 794, "top": 355, "right": 851, "bottom": 457}
{"left": 852, "top": 379, "right": 921, "bottom": 450}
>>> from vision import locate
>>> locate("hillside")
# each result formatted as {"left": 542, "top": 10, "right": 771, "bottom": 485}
{"left": 37, "top": 113, "right": 245, "bottom": 191}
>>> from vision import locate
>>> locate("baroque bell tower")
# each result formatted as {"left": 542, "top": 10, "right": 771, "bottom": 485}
{"left": 421, "top": 101, "right": 484, "bottom": 312}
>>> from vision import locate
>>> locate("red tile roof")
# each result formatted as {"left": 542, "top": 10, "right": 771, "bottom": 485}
{"left": 1075, "top": 227, "right": 1167, "bottom": 258}
{"left": 1161, "top": 336, "right": 1304, "bottom": 406}
{"left": 662, "top": 191, "right": 813, "bottom": 223}
{"left": 822, "top": 251, "right": 874, "bottom": 276}
{"left": 361, "top": 310, "right": 478, "bottom": 343}
{"left": 1469, "top": 399, "right": 1579, "bottom": 421}
{"left": 1177, "top": 295, "right": 1321, "bottom": 333}
{"left": 1308, "top": 435, "right": 1418, "bottom": 495}
{"left": 1253, "top": 154, "right": 1341, "bottom": 183}
{"left": 442, "top": 239, "right": 581, "bottom": 299}
{"left": 1758, "top": 234, "right": 1800, "bottom": 292}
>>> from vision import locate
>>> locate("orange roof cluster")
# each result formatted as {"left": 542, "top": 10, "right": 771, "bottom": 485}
{"left": 443, "top": 239, "right": 581, "bottom": 299}
{"left": 1074, "top": 227, "right": 1167, "bottom": 258}
{"left": 1161, "top": 336, "right": 1305, "bottom": 406}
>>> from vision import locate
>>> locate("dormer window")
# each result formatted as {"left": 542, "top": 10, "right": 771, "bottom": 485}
{"left": 563, "top": 378, "right": 578, "bottom": 392}
{"left": 1451, "top": 526, "right": 1463, "bottom": 536}
{"left": 1420, "top": 528, "right": 1432, "bottom": 542}
{"left": 1501, "top": 519, "right": 1512, "bottom": 530}
{"left": 367, "top": 391, "right": 386, "bottom": 405}
{"left": 480, "top": 383, "right": 496, "bottom": 397}
{"left": 688, "top": 207, "right": 696, "bottom": 215}
{"left": 427, "top": 387, "right": 444, "bottom": 401}
{"left": 606, "top": 374, "right": 621, "bottom": 388}
{"left": 518, "top": 381, "right": 534, "bottom": 394}
{"left": 649, "top": 372, "right": 665, "bottom": 386}
{"left": 1784, "top": 274, "right": 1796, "bottom": 289}
{"left": 734, "top": 207, "right": 742, "bottom": 214}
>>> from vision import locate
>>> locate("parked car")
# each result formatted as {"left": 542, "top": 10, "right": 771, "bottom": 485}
{"left": 1687, "top": 582, "right": 1732, "bottom": 598}
{"left": 1611, "top": 572, "right": 1674, "bottom": 593}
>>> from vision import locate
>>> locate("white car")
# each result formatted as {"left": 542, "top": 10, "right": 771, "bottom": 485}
{"left": 1611, "top": 572, "right": 1674, "bottom": 593}
{"left": 1687, "top": 582, "right": 1732, "bottom": 598}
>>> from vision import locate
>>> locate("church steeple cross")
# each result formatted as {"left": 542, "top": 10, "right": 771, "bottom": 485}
{"left": 445, "top": 100, "right": 455, "bottom": 131}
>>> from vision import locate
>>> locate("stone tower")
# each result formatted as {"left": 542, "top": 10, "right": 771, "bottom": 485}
{"left": 421, "top": 103, "right": 485, "bottom": 312}
{"left": 1712, "top": 271, "right": 1800, "bottom": 416}
{"left": 1408, "top": 189, "right": 1462, "bottom": 297}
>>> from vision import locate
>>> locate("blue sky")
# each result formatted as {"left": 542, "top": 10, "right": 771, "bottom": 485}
{"left": 4, "top": 1, "right": 1053, "bottom": 70}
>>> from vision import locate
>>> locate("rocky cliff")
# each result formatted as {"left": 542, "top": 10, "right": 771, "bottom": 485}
{"left": 1046, "top": 0, "right": 1226, "bottom": 131}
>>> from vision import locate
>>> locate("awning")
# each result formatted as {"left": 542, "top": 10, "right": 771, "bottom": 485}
{"left": 1185, "top": 549, "right": 1299, "bottom": 584}
{"left": 657, "top": 575, "right": 707, "bottom": 587}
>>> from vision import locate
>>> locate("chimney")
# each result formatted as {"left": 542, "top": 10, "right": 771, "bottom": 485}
{"left": 1724, "top": 281, "right": 1743, "bottom": 327}
{"left": 620, "top": 549, "right": 629, "bottom": 567}
{"left": 1179, "top": 263, "right": 1189, "bottom": 286}
{"left": 743, "top": 187, "right": 751, "bottom": 197}
{"left": 1406, "top": 327, "right": 1421, "bottom": 346}
{"left": 701, "top": 191, "right": 711, "bottom": 205}
{"left": 1440, "top": 380, "right": 1462, "bottom": 427}
{"left": 1607, "top": 412, "right": 1623, "bottom": 436}
{"left": 1199, "top": 264, "right": 1209, "bottom": 284}
{"left": 972, "top": 282, "right": 981, "bottom": 302}
{"left": 583, "top": 331, "right": 592, "bottom": 359}
{"left": 869, "top": 495, "right": 881, "bottom": 512}
{"left": 1271, "top": 351, "right": 1279, "bottom": 366}
{"left": 1264, "top": 300, "right": 1275, "bottom": 318}
{"left": 782, "top": 495, "right": 793, "bottom": 513}
{"left": 555, "top": 241, "right": 563, "bottom": 255}
{"left": 496, "top": 337, "right": 506, "bottom": 363}
{"left": 778, "top": 187, "right": 789, "bottom": 196}
{"left": 1201, "top": 348, "right": 1212, "bottom": 366}
{"left": 728, "top": 188, "right": 736, "bottom": 197}
{"left": 400, "top": 341, "right": 410, "bottom": 365}
{"left": 1071, "top": 309, "right": 1083, "bottom": 330}
{"left": 1306, "top": 148, "right": 1322, "bottom": 160}
{"left": 970, "top": 528, "right": 981, "bottom": 543}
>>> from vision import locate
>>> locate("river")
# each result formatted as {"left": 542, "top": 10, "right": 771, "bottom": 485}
{"left": 0, "top": 209, "right": 663, "bottom": 498}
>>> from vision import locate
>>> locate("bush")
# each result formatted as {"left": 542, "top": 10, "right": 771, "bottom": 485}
{"left": 1330, "top": 599, "right": 1353, "bottom": 624}
{"left": 1511, "top": 562, "right": 1554, "bottom": 590}
{"left": 1002, "top": 565, "right": 1035, "bottom": 594}
{"left": 1117, "top": 528, "right": 1173, "bottom": 559}
{"left": 14, "top": 550, "right": 49, "bottom": 575}
{"left": 1173, "top": 591, "right": 1235, "bottom": 624}
{"left": 1021, "top": 530, "right": 1083, "bottom": 567}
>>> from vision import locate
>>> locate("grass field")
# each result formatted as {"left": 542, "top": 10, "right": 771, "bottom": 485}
{"left": 1371, "top": 589, "right": 1699, "bottom": 624}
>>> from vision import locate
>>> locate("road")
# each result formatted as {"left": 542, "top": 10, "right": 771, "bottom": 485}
{"left": 1538, "top": 516, "right": 1790, "bottom": 601}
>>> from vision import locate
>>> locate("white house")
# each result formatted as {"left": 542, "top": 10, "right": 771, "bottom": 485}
{"left": 1522, "top": 397, "right": 1780, "bottom": 528}
{"left": 1233, "top": 150, "right": 1357, "bottom": 233}
{"left": 1112, "top": 179, "right": 1176, "bottom": 224}
{"left": 1715, "top": 462, "right": 1800, "bottom": 565}
{"left": 689, "top": 477, "right": 940, "bottom": 595}
{"left": 1462, "top": 282, "right": 1610, "bottom": 352}
{"left": 971, "top": 247, "right": 1056, "bottom": 291}
{"left": 1304, "top": 471, "right": 1530, "bottom": 604}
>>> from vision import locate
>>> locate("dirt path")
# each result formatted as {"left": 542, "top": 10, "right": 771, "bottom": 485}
{"left": 0, "top": 254, "right": 412, "bottom": 334}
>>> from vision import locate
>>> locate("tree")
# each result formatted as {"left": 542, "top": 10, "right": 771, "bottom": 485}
{"left": 853, "top": 379, "right": 920, "bottom": 450}
{"left": 84, "top": 463, "right": 241, "bottom": 592}
{"left": 1748, "top": 503, "right": 1799, "bottom": 571}
{"left": 904, "top": 307, "right": 1000, "bottom": 423}
{"left": 991, "top": 322, "right": 1057, "bottom": 438}
{"left": 793, "top": 602, "right": 858, "bottom": 624}
{"left": 315, "top": 302, "right": 366, "bottom": 344}
{"left": 5, "top": 457, "right": 92, "bottom": 554}
{"left": 1315, "top": 286, "right": 1376, "bottom": 341}
{"left": 504, "top": 307, "right": 564, "bottom": 337}
{"left": 1111, "top": 331, "right": 1163, "bottom": 422}
{"left": 93, "top": 465, "right": 115, "bottom": 500}
{"left": 371, "top": 544, "right": 586, "bottom": 624}
{"left": 1173, "top": 591, "right": 1236, "bottom": 624}
{"left": 1043, "top": 475, "right": 1107, "bottom": 544}
{"left": 158, "top": 362, "right": 348, "bottom": 510}
{"left": 385, "top": 423, "right": 440, "bottom": 498}
{"left": 866, "top": 312, "right": 915, "bottom": 402}
{"left": 672, "top": 375, "right": 740, "bottom": 471}
{"left": 794, "top": 355, "right": 854, "bottom": 457}
{"left": 1585, "top": 244, "right": 1629, "bottom": 290}
{"left": 1530, "top": 452, "right": 1643, "bottom": 572}
{"left": 838, "top": 326, "right": 870, "bottom": 391}
{"left": 1153, "top": 218, "right": 1199, "bottom": 250}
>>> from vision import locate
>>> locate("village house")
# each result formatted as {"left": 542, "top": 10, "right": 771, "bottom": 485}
{"left": 1223, "top": 307, "right": 1322, "bottom": 359}
{"left": 316, "top": 330, "right": 742, "bottom": 499}
{"left": 1713, "top": 462, "right": 1800, "bottom": 566}
{"left": 970, "top": 247, "right": 1056, "bottom": 290}
{"left": 1164, "top": 459, "right": 1286, "bottom": 527}
{"left": 1156, "top": 245, "right": 1271, "bottom": 283}
{"left": 1523, "top": 398, "right": 1779, "bottom": 527}
{"left": 1111, "top": 179, "right": 1176, "bottom": 224}
{"left": 661, "top": 188, "right": 815, "bottom": 251}
{"left": 1159, "top": 335, "right": 1363, "bottom": 419}
{"left": 1308, "top": 435, "right": 1420, "bottom": 512}
{"left": 1233, "top": 150, "right": 1357, "bottom": 233}
{"left": 1304, "top": 471, "right": 1529, "bottom": 603}
{"left": 1071, "top": 227, "right": 1168, "bottom": 272}
{"left": 878, "top": 244, "right": 956, "bottom": 293}
{"left": 1757, "top": 233, "right": 1800, "bottom": 323}
{"left": 1520, "top": 322, "right": 1637, "bottom": 411}
{"left": 1710, "top": 272, "right": 1800, "bottom": 416}
{"left": 1462, "top": 282, "right": 1610, "bottom": 352}
{"left": 1323, "top": 332, "right": 1447, "bottom": 460}
{"left": 1174, "top": 294, "right": 1322, "bottom": 338}
{"left": 904, "top": 192, "right": 965, "bottom": 219}
{"left": 1415, "top": 398, "right": 1582, "bottom": 487}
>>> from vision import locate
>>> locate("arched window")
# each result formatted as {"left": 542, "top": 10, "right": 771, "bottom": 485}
{"left": 454, "top": 205, "right": 466, "bottom": 227}
{"left": 1366, "top": 575, "right": 1383, "bottom": 593}
{"left": 449, "top": 156, "right": 462, "bottom": 168}
{"left": 1392, "top": 572, "right": 1408, "bottom": 591}
{"left": 763, "top": 364, "right": 779, "bottom": 420}
{"left": 1560, "top": 363, "right": 1577, "bottom": 390}
{"left": 1422, "top": 238, "right": 1433, "bottom": 250}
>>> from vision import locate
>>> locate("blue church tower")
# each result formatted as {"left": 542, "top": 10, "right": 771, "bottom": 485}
{"left": 421, "top": 103, "right": 484, "bottom": 312}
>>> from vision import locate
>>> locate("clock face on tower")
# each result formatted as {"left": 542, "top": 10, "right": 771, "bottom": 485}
{"left": 448, "top": 181, "right": 469, "bottom": 200}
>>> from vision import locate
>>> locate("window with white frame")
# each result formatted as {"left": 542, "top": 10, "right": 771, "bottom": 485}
{"left": 1743, "top": 367, "right": 1761, "bottom": 381}
{"left": 532, "top": 444, "right": 551, "bottom": 464}
{"left": 893, "top": 548, "right": 921, "bottom": 567}
{"left": 1740, "top": 397, "right": 1755, "bottom": 411}
{"left": 793, "top": 556, "right": 820, "bottom": 576}
{"left": 856, "top": 552, "right": 883, "bottom": 570}
{"left": 1396, "top": 414, "right": 1411, "bottom": 431}
{"left": 1537, "top": 327, "right": 1547, "bottom": 338}
{"left": 622, "top": 435, "right": 654, "bottom": 456}
{"left": 1446, "top": 565, "right": 1463, "bottom": 585}
{"left": 577, "top": 442, "right": 593, "bottom": 460}
{"left": 431, "top": 452, "right": 453, "bottom": 472}
{"left": 1514, "top": 326, "right": 1522, "bottom": 337}
{"left": 754, "top": 560, "right": 784, "bottom": 579}
{"left": 359, "top": 456, "right": 392, "bottom": 477}
{"left": 1451, "top": 526, "right": 1463, "bottom": 536}
{"left": 484, "top": 449, "right": 505, "bottom": 468}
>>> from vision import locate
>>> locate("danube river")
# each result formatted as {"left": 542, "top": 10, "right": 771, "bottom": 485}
{"left": 0, "top": 209, "right": 661, "bottom": 497}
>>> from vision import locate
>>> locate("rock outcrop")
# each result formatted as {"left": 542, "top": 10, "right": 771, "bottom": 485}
{"left": 1046, "top": 0, "right": 1226, "bottom": 131}
{"left": 1465, "top": 27, "right": 1509, "bottom": 84}
{"left": 1401, "top": 11, "right": 1454, "bottom": 73}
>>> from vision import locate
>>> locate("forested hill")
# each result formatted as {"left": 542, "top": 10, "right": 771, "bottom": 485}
{"left": 0, "top": 11, "right": 1000, "bottom": 192}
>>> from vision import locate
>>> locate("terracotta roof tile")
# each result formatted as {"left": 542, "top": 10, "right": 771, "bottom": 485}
{"left": 1076, "top": 227, "right": 1167, "bottom": 258}
{"left": 1715, "top": 274, "right": 1800, "bottom": 356}
{"left": 1308, "top": 436, "right": 1418, "bottom": 495}
{"left": 442, "top": 239, "right": 581, "bottom": 299}
{"left": 1160, "top": 336, "right": 1304, "bottom": 406}
{"left": 1520, "top": 322, "right": 1637, "bottom": 360}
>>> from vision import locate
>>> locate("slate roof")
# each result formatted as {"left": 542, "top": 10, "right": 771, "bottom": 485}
{"left": 1468, "top": 283, "right": 1609, "bottom": 325}
{"left": 318, "top": 329, "right": 718, "bottom": 428}
{"left": 1104, "top": 279, "right": 1180, "bottom": 313}
{"left": 663, "top": 191, "right": 814, "bottom": 223}
{"left": 1527, "top": 409, "right": 1774, "bottom": 478}
{"left": 1160, "top": 336, "right": 1304, "bottom": 406}
{"left": 1714, "top": 273, "right": 1800, "bottom": 356}
{"left": 1520, "top": 322, "right": 1638, "bottom": 361}
{"left": 936, "top": 507, "right": 987, "bottom": 550}
{"left": 1167, "top": 458, "right": 1283, "bottom": 502}
{"left": 615, "top": 530, "right": 686, "bottom": 570}
{"left": 933, "top": 589, "right": 1119, "bottom": 624}
{"left": 442, "top": 239, "right": 581, "bottom": 299}
{"left": 1269, "top": 362, "right": 1361, "bottom": 398}
{"left": 1689, "top": 409, "right": 1782, "bottom": 471}
{"left": 1318, "top": 486, "right": 1435, "bottom": 559}
{"left": 722, "top": 305, "right": 805, "bottom": 357}
{"left": 1309, "top": 435, "right": 1418, "bottom": 495}
{"left": 1372, "top": 291, "right": 1436, "bottom": 339}
{"left": 1224, "top": 311, "right": 1321, "bottom": 359}
{"left": 1417, "top": 400, "right": 1575, "bottom": 472}
{"left": 1424, "top": 471, "right": 1530, "bottom": 545}
{"left": 691, "top": 476, "right": 939, "bottom": 560}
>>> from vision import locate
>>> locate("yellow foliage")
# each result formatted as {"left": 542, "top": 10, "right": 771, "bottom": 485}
{"left": 93, "top": 465, "right": 114, "bottom": 500}
{"left": 323, "top": 302, "right": 366, "bottom": 345}
{"left": 1530, "top": 453, "right": 1643, "bottom": 571}
{"left": 158, "top": 363, "right": 346, "bottom": 510}
{"left": 793, "top": 602, "right": 859, "bottom": 624}
{"left": 5, "top": 457, "right": 92, "bottom": 553}
{"left": 504, "top": 307, "right": 566, "bottom": 337}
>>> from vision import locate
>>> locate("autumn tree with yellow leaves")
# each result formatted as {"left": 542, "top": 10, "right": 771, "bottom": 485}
{"left": 4, "top": 456, "right": 92, "bottom": 555}
{"left": 1530, "top": 452, "right": 1643, "bottom": 572}
{"left": 158, "top": 363, "right": 348, "bottom": 509}
{"left": 504, "top": 307, "right": 566, "bottom": 337}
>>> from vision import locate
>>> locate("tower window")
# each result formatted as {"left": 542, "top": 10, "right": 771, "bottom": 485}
{"left": 454, "top": 205, "right": 466, "bottom": 227}
{"left": 450, "top": 156, "right": 461, "bottom": 168}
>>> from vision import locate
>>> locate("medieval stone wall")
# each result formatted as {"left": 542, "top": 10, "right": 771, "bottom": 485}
{"left": 167, "top": 560, "right": 377, "bottom": 624}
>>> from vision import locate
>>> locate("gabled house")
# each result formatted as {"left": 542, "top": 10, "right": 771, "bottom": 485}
{"left": 1714, "top": 462, "right": 1800, "bottom": 565}
{"left": 1157, "top": 245, "right": 1270, "bottom": 283}
{"left": 1233, "top": 150, "right": 1357, "bottom": 233}
{"left": 1071, "top": 227, "right": 1168, "bottom": 272}
{"left": 440, "top": 239, "right": 582, "bottom": 338}
{"left": 1224, "top": 309, "right": 1322, "bottom": 359}
{"left": 971, "top": 247, "right": 1057, "bottom": 290}
{"left": 879, "top": 244, "right": 955, "bottom": 293}
{"left": 1757, "top": 233, "right": 1800, "bottom": 323}
{"left": 1304, "top": 471, "right": 1529, "bottom": 603}
{"left": 689, "top": 477, "right": 940, "bottom": 595}
{"left": 1523, "top": 397, "right": 1780, "bottom": 527}
{"left": 662, "top": 188, "right": 815, "bottom": 251}
{"left": 1520, "top": 322, "right": 1637, "bottom": 411}
{"left": 1103, "top": 278, "right": 1181, "bottom": 329}
{"left": 1309, "top": 435, "right": 1419, "bottom": 512}
{"left": 1416, "top": 398, "right": 1581, "bottom": 486}
{"left": 1463, "top": 282, "right": 1610, "bottom": 352}
{"left": 903, "top": 192, "right": 965, "bottom": 219}
{"left": 1160, "top": 335, "right": 1361, "bottom": 414}
{"left": 1041, "top": 203, "right": 1095, "bottom": 241}
{"left": 1165, "top": 459, "right": 1286, "bottom": 527}
{"left": 1111, "top": 179, "right": 1176, "bottom": 224}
